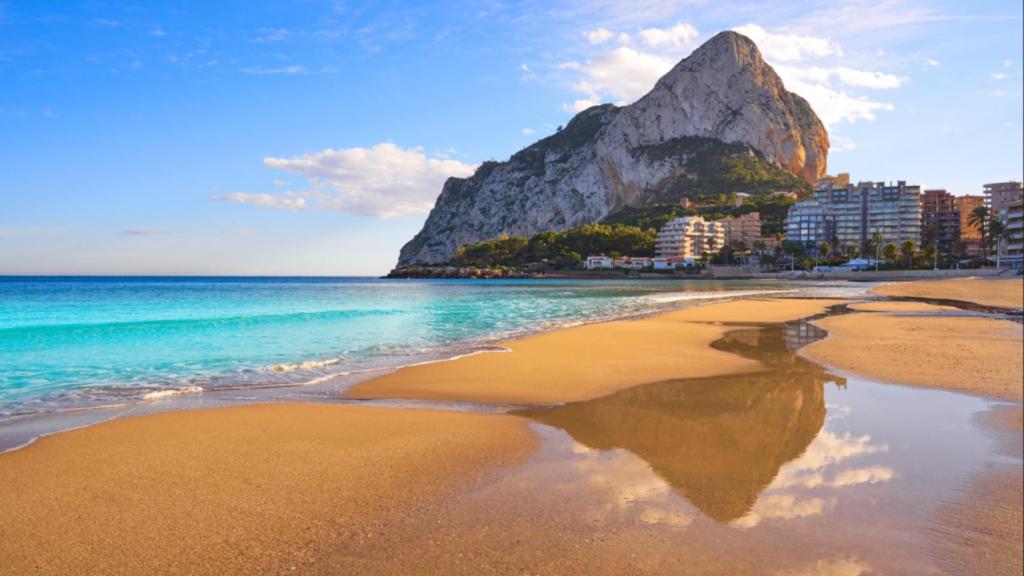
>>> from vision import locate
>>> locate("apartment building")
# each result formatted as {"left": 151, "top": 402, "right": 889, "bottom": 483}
{"left": 655, "top": 216, "right": 725, "bottom": 259}
{"left": 812, "top": 179, "right": 922, "bottom": 248}
{"left": 921, "top": 189, "right": 961, "bottom": 252}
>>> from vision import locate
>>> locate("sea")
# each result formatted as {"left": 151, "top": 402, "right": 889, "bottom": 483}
{"left": 0, "top": 276, "right": 873, "bottom": 425}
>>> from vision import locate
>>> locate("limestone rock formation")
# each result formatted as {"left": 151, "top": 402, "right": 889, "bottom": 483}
{"left": 398, "top": 30, "right": 829, "bottom": 265}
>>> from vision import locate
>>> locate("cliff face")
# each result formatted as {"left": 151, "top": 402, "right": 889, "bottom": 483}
{"left": 399, "top": 31, "right": 829, "bottom": 266}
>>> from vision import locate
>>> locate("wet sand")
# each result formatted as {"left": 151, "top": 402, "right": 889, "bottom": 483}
{"left": 929, "top": 405, "right": 1023, "bottom": 576}
{"left": 0, "top": 403, "right": 535, "bottom": 575}
{"left": 874, "top": 276, "right": 1024, "bottom": 309}
{"left": 345, "top": 298, "right": 844, "bottom": 404}
{"left": 802, "top": 313, "right": 1024, "bottom": 401}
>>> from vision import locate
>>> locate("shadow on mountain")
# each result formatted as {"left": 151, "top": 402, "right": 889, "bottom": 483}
{"left": 517, "top": 321, "right": 845, "bottom": 523}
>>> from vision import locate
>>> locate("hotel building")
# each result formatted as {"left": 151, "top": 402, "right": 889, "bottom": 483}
{"left": 811, "top": 179, "right": 922, "bottom": 248}
{"left": 720, "top": 212, "right": 762, "bottom": 249}
{"left": 1000, "top": 198, "right": 1023, "bottom": 269}
{"left": 955, "top": 195, "right": 985, "bottom": 256}
{"left": 984, "top": 181, "right": 1023, "bottom": 214}
{"left": 655, "top": 216, "right": 725, "bottom": 259}
{"left": 921, "top": 189, "right": 961, "bottom": 252}
{"left": 784, "top": 200, "right": 834, "bottom": 245}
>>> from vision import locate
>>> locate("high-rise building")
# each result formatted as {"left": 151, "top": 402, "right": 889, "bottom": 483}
{"left": 955, "top": 195, "right": 985, "bottom": 256}
{"left": 1000, "top": 198, "right": 1023, "bottom": 270}
{"left": 784, "top": 200, "right": 834, "bottom": 246}
{"left": 921, "top": 189, "right": 961, "bottom": 252}
{"left": 984, "top": 181, "right": 1023, "bottom": 214}
{"left": 812, "top": 180, "right": 922, "bottom": 249}
{"left": 655, "top": 216, "right": 725, "bottom": 259}
{"left": 720, "top": 212, "right": 762, "bottom": 249}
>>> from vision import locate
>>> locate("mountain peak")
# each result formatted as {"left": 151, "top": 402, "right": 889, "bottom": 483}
{"left": 397, "top": 30, "right": 830, "bottom": 265}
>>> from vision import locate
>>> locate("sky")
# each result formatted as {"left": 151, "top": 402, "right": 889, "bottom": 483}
{"left": 1, "top": 0, "right": 1021, "bottom": 275}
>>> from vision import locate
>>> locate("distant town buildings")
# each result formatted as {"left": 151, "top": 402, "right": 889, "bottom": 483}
{"left": 811, "top": 179, "right": 922, "bottom": 248}
{"left": 720, "top": 212, "right": 762, "bottom": 248}
{"left": 955, "top": 194, "right": 985, "bottom": 256}
{"left": 1001, "top": 198, "right": 1023, "bottom": 269}
{"left": 655, "top": 216, "right": 725, "bottom": 259}
{"left": 984, "top": 181, "right": 1023, "bottom": 214}
{"left": 784, "top": 200, "right": 834, "bottom": 246}
{"left": 921, "top": 189, "right": 961, "bottom": 252}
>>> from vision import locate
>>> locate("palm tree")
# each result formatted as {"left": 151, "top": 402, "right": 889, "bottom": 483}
{"left": 820, "top": 241, "right": 832, "bottom": 265}
{"left": 922, "top": 244, "right": 937, "bottom": 270}
{"left": 871, "top": 231, "right": 884, "bottom": 271}
{"left": 900, "top": 240, "right": 915, "bottom": 269}
{"left": 989, "top": 218, "right": 1012, "bottom": 269}
{"left": 967, "top": 206, "right": 989, "bottom": 263}
{"left": 883, "top": 242, "right": 898, "bottom": 262}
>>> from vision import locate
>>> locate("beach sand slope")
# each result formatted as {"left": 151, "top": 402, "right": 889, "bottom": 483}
{"left": 0, "top": 403, "right": 535, "bottom": 575}
{"left": 874, "top": 277, "right": 1023, "bottom": 309}
{"left": 802, "top": 313, "right": 1023, "bottom": 401}
{"left": 346, "top": 299, "right": 844, "bottom": 404}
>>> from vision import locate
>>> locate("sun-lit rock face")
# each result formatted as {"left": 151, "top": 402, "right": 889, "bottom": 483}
{"left": 398, "top": 31, "right": 829, "bottom": 266}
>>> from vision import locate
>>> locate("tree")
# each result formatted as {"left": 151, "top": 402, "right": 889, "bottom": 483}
{"left": 900, "top": 240, "right": 916, "bottom": 269}
{"left": 922, "top": 244, "right": 937, "bottom": 270}
{"left": 989, "top": 218, "right": 1012, "bottom": 269}
{"left": 871, "top": 231, "right": 884, "bottom": 272}
{"left": 820, "top": 241, "right": 832, "bottom": 263}
{"left": 967, "top": 206, "right": 989, "bottom": 262}
{"left": 883, "top": 243, "right": 898, "bottom": 262}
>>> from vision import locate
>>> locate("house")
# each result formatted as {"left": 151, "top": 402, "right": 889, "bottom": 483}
{"left": 585, "top": 255, "right": 614, "bottom": 270}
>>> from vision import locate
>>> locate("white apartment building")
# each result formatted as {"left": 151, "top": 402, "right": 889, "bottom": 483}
{"left": 655, "top": 216, "right": 725, "bottom": 259}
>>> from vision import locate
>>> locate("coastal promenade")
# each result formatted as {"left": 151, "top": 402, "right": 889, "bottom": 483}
{"left": 1, "top": 277, "right": 1021, "bottom": 575}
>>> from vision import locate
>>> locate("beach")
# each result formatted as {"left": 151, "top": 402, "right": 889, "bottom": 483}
{"left": 873, "top": 276, "right": 1024, "bottom": 309}
{"left": 1, "top": 279, "right": 1022, "bottom": 574}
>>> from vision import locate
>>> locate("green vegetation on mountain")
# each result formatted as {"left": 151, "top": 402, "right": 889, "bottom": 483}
{"left": 451, "top": 224, "right": 656, "bottom": 269}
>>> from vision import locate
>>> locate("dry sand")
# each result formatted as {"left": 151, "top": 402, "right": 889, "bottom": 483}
{"left": 874, "top": 277, "right": 1024, "bottom": 309}
{"left": 802, "top": 313, "right": 1024, "bottom": 401}
{"left": 346, "top": 298, "right": 844, "bottom": 404}
{"left": 0, "top": 403, "right": 535, "bottom": 575}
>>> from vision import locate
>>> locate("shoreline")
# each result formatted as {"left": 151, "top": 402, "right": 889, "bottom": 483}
{"left": 2, "top": 278, "right": 1022, "bottom": 574}
{"left": 0, "top": 285, "right": 849, "bottom": 453}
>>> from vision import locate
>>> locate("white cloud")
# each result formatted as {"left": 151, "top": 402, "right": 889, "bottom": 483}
{"left": 639, "top": 21, "right": 699, "bottom": 50}
{"left": 564, "top": 98, "right": 600, "bottom": 113}
{"left": 240, "top": 65, "right": 307, "bottom": 75}
{"left": 584, "top": 27, "right": 614, "bottom": 45}
{"left": 149, "top": 28, "right": 166, "bottom": 37}
{"left": 557, "top": 61, "right": 582, "bottom": 71}
{"left": 832, "top": 67, "right": 907, "bottom": 89}
{"left": 732, "top": 24, "right": 841, "bottom": 62}
{"left": 991, "top": 72, "right": 1007, "bottom": 80}
{"left": 217, "top": 193, "right": 307, "bottom": 212}
{"left": 829, "top": 466, "right": 895, "bottom": 487}
{"left": 773, "top": 64, "right": 898, "bottom": 126}
{"left": 924, "top": 58, "right": 941, "bottom": 67}
{"left": 572, "top": 46, "right": 675, "bottom": 104}
{"left": 1003, "top": 59, "right": 1015, "bottom": 68}
{"left": 830, "top": 135, "right": 857, "bottom": 152}
{"left": 776, "top": 557, "right": 873, "bottom": 576}
{"left": 522, "top": 128, "right": 535, "bottom": 135}
{"left": 733, "top": 494, "right": 834, "bottom": 528}
{"left": 249, "top": 143, "right": 477, "bottom": 218}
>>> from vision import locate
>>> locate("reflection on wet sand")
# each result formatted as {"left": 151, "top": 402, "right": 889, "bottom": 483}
{"left": 518, "top": 321, "right": 846, "bottom": 523}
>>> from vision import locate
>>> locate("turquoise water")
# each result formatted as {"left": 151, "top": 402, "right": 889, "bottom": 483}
{"left": 0, "top": 276, "right": 855, "bottom": 418}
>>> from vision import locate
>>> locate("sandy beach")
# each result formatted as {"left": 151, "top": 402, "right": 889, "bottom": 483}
{"left": 1, "top": 291, "right": 1021, "bottom": 574}
{"left": 345, "top": 298, "right": 844, "bottom": 404}
{"left": 873, "top": 276, "right": 1024, "bottom": 309}
{"left": 0, "top": 404, "right": 535, "bottom": 575}
{"left": 802, "top": 313, "right": 1023, "bottom": 401}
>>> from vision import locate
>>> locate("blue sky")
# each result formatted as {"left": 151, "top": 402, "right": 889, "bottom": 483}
{"left": 1, "top": 0, "right": 1021, "bottom": 275}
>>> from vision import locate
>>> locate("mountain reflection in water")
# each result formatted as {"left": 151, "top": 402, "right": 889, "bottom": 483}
{"left": 517, "top": 319, "right": 846, "bottom": 523}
